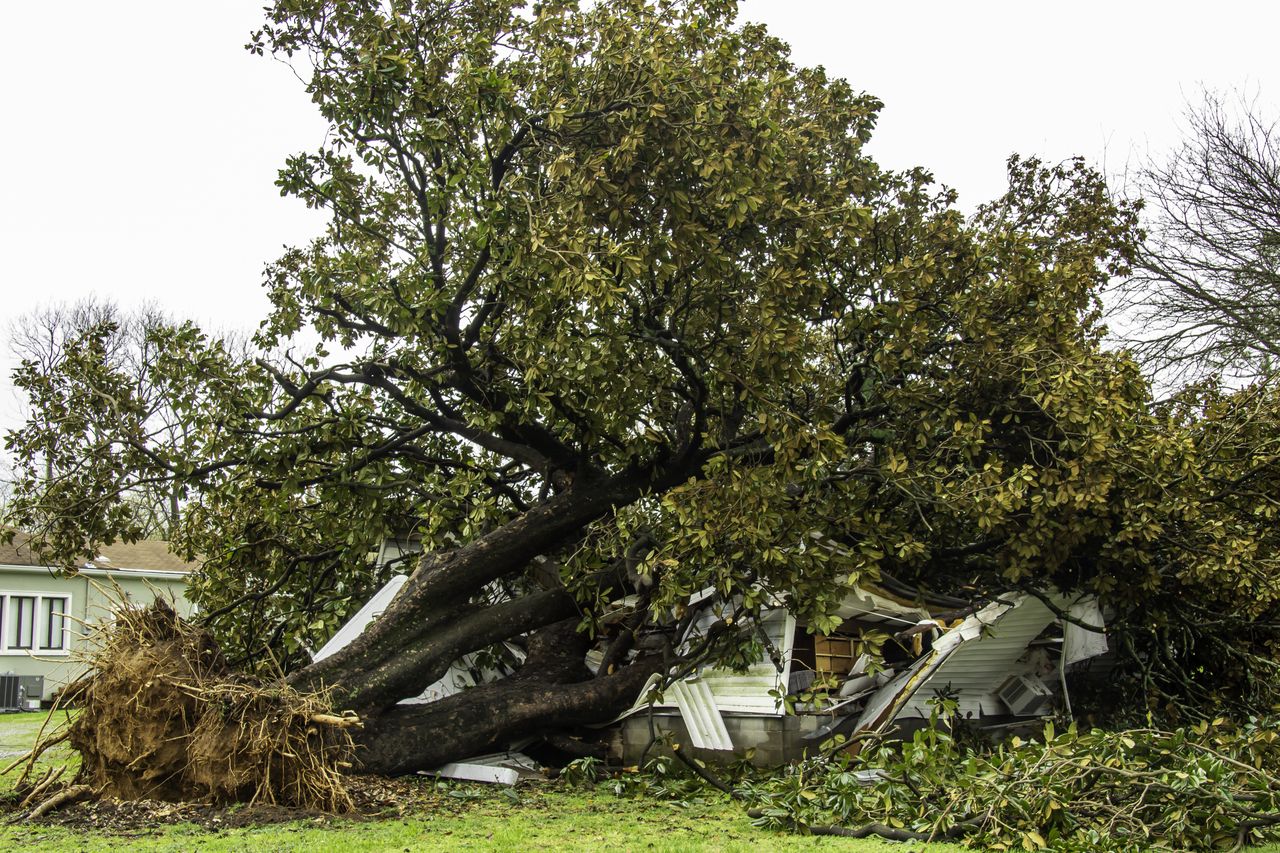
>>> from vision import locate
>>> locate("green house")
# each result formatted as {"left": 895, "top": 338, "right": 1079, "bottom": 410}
{"left": 0, "top": 530, "right": 196, "bottom": 704}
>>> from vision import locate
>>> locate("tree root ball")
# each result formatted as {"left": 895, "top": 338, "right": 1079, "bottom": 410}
{"left": 61, "top": 599, "right": 355, "bottom": 811}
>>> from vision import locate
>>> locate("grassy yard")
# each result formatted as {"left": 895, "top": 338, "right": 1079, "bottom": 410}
{"left": 0, "top": 712, "right": 949, "bottom": 852}
{"left": 0, "top": 711, "right": 1277, "bottom": 852}
{"left": 0, "top": 710, "right": 71, "bottom": 761}
{"left": 0, "top": 790, "right": 949, "bottom": 852}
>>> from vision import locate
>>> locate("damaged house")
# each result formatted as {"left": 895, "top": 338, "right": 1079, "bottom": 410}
{"left": 318, "top": 544, "right": 1109, "bottom": 772}
{"left": 603, "top": 585, "right": 1108, "bottom": 765}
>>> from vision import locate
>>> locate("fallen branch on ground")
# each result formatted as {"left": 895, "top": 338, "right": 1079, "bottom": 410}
{"left": 26, "top": 785, "right": 92, "bottom": 821}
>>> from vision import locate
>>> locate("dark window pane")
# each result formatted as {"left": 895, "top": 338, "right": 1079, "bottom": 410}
{"left": 41, "top": 598, "right": 67, "bottom": 650}
{"left": 10, "top": 597, "right": 35, "bottom": 650}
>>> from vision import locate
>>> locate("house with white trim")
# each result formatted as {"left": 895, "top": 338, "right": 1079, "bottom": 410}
{"left": 0, "top": 530, "right": 196, "bottom": 704}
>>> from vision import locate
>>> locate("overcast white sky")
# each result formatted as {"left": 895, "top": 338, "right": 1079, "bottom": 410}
{"left": 2, "top": 0, "right": 1278, "bottom": 436}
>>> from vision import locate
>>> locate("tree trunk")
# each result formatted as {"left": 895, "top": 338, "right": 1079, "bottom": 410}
{"left": 279, "top": 466, "right": 686, "bottom": 772}
{"left": 353, "top": 620, "right": 662, "bottom": 774}
{"left": 293, "top": 469, "right": 650, "bottom": 705}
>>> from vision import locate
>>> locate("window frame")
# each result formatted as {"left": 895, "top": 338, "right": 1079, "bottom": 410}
{"left": 41, "top": 596, "right": 68, "bottom": 651}
{"left": 813, "top": 634, "right": 857, "bottom": 676}
{"left": 0, "top": 592, "right": 73, "bottom": 656}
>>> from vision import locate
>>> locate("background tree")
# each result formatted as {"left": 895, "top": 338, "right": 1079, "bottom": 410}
{"left": 1115, "top": 91, "right": 1280, "bottom": 384}
{"left": 4, "top": 300, "right": 194, "bottom": 542}
{"left": 8, "top": 0, "right": 1277, "bottom": 775}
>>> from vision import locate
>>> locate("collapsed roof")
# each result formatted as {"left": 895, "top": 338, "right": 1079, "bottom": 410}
{"left": 319, "top": 574, "right": 1109, "bottom": 761}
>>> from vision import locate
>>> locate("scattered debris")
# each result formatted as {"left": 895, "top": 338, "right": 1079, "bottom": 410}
{"left": 320, "top": 560, "right": 1110, "bottom": 766}
{"left": 422, "top": 763, "right": 519, "bottom": 786}
{"left": 25, "top": 784, "right": 91, "bottom": 821}
{"left": 9, "top": 773, "right": 447, "bottom": 830}
{"left": 667, "top": 680, "right": 734, "bottom": 751}
{"left": 312, "top": 575, "right": 409, "bottom": 664}
{"left": 617, "top": 588, "right": 1109, "bottom": 760}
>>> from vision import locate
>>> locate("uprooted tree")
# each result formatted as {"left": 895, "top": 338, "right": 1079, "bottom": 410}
{"left": 5, "top": 0, "right": 1280, "bottom": 784}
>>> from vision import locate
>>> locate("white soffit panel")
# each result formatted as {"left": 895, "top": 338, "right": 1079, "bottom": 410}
{"left": 312, "top": 574, "right": 408, "bottom": 662}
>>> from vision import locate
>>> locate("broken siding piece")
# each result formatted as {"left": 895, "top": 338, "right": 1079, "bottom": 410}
{"left": 423, "top": 762, "right": 520, "bottom": 786}
{"left": 669, "top": 679, "right": 734, "bottom": 751}
{"left": 699, "top": 609, "right": 795, "bottom": 714}
{"left": 1063, "top": 597, "right": 1108, "bottom": 664}
{"left": 852, "top": 593, "right": 1067, "bottom": 732}
{"left": 900, "top": 594, "right": 1060, "bottom": 718}
{"left": 834, "top": 587, "right": 933, "bottom": 627}
{"left": 401, "top": 642, "right": 527, "bottom": 705}
{"left": 316, "top": 573, "right": 525, "bottom": 704}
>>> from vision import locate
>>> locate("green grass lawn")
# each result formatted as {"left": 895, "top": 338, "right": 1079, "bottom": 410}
{"left": 0, "top": 791, "right": 958, "bottom": 852}
{"left": 0, "top": 712, "right": 950, "bottom": 852}
{"left": 0, "top": 710, "right": 71, "bottom": 760}
{"left": 0, "top": 711, "right": 1276, "bottom": 852}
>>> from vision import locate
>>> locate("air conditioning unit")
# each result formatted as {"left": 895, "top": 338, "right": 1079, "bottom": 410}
{"left": 0, "top": 675, "right": 20, "bottom": 712}
{"left": 996, "top": 674, "right": 1053, "bottom": 716}
{"left": 18, "top": 676, "right": 44, "bottom": 710}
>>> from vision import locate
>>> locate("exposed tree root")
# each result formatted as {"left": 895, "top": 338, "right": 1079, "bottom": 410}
{"left": 18, "top": 765, "right": 66, "bottom": 809}
{"left": 51, "top": 599, "right": 356, "bottom": 811}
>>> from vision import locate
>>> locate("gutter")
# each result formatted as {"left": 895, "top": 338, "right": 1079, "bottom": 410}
{"left": 0, "top": 563, "right": 191, "bottom": 582}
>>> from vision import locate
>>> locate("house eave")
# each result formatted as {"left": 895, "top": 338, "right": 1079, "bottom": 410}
{"left": 0, "top": 563, "right": 191, "bottom": 582}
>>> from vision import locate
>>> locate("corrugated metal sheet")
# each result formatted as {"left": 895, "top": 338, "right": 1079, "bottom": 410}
{"left": 670, "top": 679, "right": 734, "bottom": 750}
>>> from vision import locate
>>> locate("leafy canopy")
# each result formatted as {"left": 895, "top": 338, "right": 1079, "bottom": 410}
{"left": 6, "top": 1, "right": 1278, "bottom": 711}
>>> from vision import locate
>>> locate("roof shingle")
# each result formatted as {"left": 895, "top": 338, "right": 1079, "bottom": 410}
{"left": 0, "top": 529, "right": 197, "bottom": 574}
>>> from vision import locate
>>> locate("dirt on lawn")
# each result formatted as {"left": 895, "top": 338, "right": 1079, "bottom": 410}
{"left": 6, "top": 773, "right": 450, "bottom": 833}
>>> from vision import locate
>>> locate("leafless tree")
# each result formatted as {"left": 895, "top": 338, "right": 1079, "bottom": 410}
{"left": 1114, "top": 92, "right": 1280, "bottom": 385}
{"left": 5, "top": 299, "right": 190, "bottom": 538}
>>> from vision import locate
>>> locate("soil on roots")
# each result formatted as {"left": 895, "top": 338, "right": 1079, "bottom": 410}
{"left": 55, "top": 598, "right": 356, "bottom": 811}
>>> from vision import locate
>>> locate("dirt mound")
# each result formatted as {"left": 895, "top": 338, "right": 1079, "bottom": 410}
{"left": 41, "top": 598, "right": 357, "bottom": 811}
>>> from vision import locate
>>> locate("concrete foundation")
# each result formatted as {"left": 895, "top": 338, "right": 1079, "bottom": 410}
{"left": 619, "top": 710, "right": 828, "bottom": 766}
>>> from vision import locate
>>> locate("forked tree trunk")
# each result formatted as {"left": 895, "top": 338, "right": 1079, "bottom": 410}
{"left": 282, "top": 466, "right": 684, "bottom": 774}
{"left": 354, "top": 620, "right": 662, "bottom": 774}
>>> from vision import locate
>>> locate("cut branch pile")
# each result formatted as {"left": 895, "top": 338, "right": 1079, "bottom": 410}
{"left": 11, "top": 598, "right": 356, "bottom": 815}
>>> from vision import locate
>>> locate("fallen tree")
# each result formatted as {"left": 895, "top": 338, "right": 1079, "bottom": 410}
{"left": 5, "top": 0, "right": 1280, "bottom": 789}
